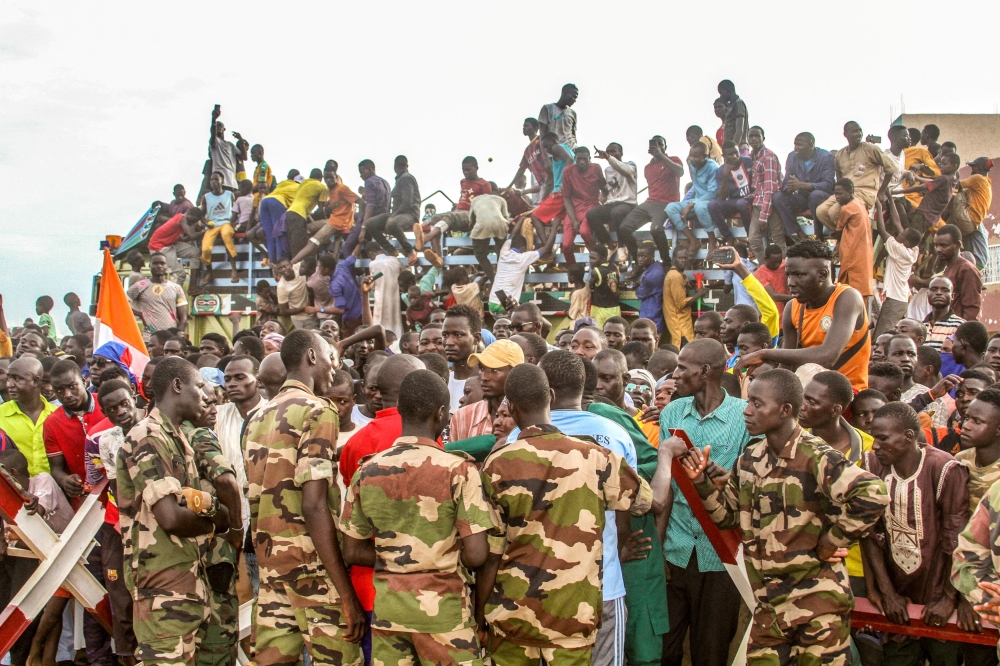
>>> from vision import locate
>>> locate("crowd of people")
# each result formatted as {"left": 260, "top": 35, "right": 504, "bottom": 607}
{"left": 0, "top": 78, "right": 999, "bottom": 666}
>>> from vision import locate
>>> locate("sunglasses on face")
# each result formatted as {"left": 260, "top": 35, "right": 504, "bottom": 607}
{"left": 626, "top": 383, "right": 652, "bottom": 393}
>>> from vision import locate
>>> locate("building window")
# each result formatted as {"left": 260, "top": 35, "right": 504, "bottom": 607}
{"left": 986, "top": 244, "right": 1000, "bottom": 285}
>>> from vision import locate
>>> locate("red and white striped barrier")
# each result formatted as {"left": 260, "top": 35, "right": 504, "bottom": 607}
{"left": 0, "top": 472, "right": 112, "bottom": 658}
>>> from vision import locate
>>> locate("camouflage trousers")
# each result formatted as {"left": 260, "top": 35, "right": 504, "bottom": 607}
{"left": 487, "top": 636, "right": 592, "bottom": 666}
{"left": 747, "top": 609, "right": 851, "bottom": 666}
{"left": 133, "top": 594, "right": 211, "bottom": 666}
{"left": 372, "top": 626, "right": 483, "bottom": 666}
{"left": 198, "top": 561, "right": 239, "bottom": 666}
{"left": 255, "top": 574, "right": 363, "bottom": 666}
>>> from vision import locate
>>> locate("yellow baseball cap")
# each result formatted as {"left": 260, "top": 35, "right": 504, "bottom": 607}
{"left": 468, "top": 339, "right": 525, "bottom": 369}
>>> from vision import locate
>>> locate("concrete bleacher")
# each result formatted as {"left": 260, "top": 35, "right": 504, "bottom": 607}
{"left": 196, "top": 219, "right": 817, "bottom": 294}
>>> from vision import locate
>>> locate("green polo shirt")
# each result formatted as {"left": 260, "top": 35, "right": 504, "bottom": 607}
{"left": 0, "top": 398, "right": 57, "bottom": 476}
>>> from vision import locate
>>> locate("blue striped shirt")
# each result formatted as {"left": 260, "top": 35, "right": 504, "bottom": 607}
{"left": 660, "top": 391, "right": 750, "bottom": 571}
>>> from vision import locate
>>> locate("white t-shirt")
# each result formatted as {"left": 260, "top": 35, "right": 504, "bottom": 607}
{"left": 233, "top": 194, "right": 254, "bottom": 226}
{"left": 884, "top": 147, "right": 908, "bottom": 192}
{"left": 448, "top": 371, "right": 467, "bottom": 414}
{"left": 370, "top": 253, "right": 404, "bottom": 338}
{"left": 884, "top": 236, "right": 919, "bottom": 303}
{"left": 605, "top": 160, "right": 638, "bottom": 204}
{"left": 489, "top": 240, "right": 540, "bottom": 305}
{"left": 351, "top": 405, "right": 374, "bottom": 429}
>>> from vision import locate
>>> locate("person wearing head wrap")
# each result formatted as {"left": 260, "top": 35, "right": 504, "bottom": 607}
{"left": 92, "top": 341, "right": 140, "bottom": 389}
{"left": 262, "top": 333, "right": 284, "bottom": 356}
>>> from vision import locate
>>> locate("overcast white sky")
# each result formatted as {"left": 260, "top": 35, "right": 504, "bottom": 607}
{"left": 2, "top": 0, "right": 999, "bottom": 334}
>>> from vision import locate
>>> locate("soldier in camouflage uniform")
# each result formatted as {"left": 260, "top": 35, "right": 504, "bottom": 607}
{"left": 953, "top": 465, "right": 1000, "bottom": 639}
{"left": 671, "top": 369, "right": 888, "bottom": 666}
{"left": 340, "top": 369, "right": 500, "bottom": 666}
{"left": 183, "top": 388, "right": 245, "bottom": 666}
{"left": 117, "top": 357, "right": 229, "bottom": 665}
{"left": 476, "top": 364, "right": 653, "bottom": 666}
{"left": 244, "top": 330, "right": 365, "bottom": 666}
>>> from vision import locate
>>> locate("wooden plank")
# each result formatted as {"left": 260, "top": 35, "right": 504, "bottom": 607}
{"left": 851, "top": 597, "right": 999, "bottom": 646}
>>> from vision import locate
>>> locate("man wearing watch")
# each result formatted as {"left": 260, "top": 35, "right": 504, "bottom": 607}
{"left": 117, "top": 357, "right": 232, "bottom": 666}
{"left": 183, "top": 386, "right": 245, "bottom": 665}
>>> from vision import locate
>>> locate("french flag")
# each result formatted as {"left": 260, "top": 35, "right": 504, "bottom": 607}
{"left": 93, "top": 248, "right": 149, "bottom": 380}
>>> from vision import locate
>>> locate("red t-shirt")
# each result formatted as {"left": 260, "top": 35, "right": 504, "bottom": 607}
{"left": 148, "top": 213, "right": 185, "bottom": 252}
{"left": 644, "top": 158, "right": 683, "bottom": 203}
{"left": 44, "top": 397, "right": 105, "bottom": 506}
{"left": 339, "top": 408, "right": 403, "bottom": 611}
{"left": 753, "top": 262, "right": 789, "bottom": 316}
{"left": 456, "top": 178, "right": 492, "bottom": 211}
{"left": 561, "top": 163, "right": 604, "bottom": 219}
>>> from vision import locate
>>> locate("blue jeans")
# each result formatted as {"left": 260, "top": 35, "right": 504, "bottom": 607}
{"left": 771, "top": 189, "right": 829, "bottom": 237}
{"left": 666, "top": 200, "right": 713, "bottom": 231}
{"left": 964, "top": 226, "right": 988, "bottom": 268}
{"left": 707, "top": 197, "right": 753, "bottom": 242}
{"left": 259, "top": 198, "right": 289, "bottom": 261}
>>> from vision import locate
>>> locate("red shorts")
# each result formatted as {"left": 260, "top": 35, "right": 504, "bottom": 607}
{"left": 533, "top": 192, "right": 565, "bottom": 224}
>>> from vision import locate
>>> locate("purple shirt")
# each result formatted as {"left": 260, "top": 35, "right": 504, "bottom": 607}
{"left": 330, "top": 255, "right": 362, "bottom": 321}
{"left": 363, "top": 175, "right": 391, "bottom": 217}
{"left": 636, "top": 261, "right": 665, "bottom": 332}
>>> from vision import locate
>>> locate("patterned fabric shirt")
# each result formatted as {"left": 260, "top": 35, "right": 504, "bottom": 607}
{"left": 751, "top": 145, "right": 783, "bottom": 221}
{"left": 449, "top": 400, "right": 492, "bottom": 443}
{"left": 340, "top": 437, "right": 499, "bottom": 633}
{"left": 660, "top": 392, "right": 750, "bottom": 571}
{"left": 923, "top": 311, "right": 965, "bottom": 351}
{"left": 696, "top": 428, "right": 888, "bottom": 629}
{"left": 953, "top": 477, "right": 1000, "bottom": 604}
{"left": 116, "top": 409, "right": 211, "bottom": 602}
{"left": 182, "top": 424, "right": 237, "bottom": 569}
{"left": 481, "top": 425, "right": 652, "bottom": 649}
{"left": 363, "top": 175, "right": 392, "bottom": 217}
{"left": 244, "top": 380, "right": 341, "bottom": 586}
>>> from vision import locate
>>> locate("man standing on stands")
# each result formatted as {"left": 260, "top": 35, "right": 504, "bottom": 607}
{"left": 634, "top": 242, "right": 665, "bottom": 335}
{"left": 746, "top": 126, "right": 784, "bottom": 260}
{"left": 658, "top": 339, "right": 748, "bottom": 666}
{"left": 284, "top": 168, "right": 330, "bottom": 262}
{"left": 662, "top": 246, "right": 705, "bottom": 348}
{"left": 244, "top": 331, "right": 366, "bottom": 665}
{"left": 127, "top": 253, "right": 189, "bottom": 334}
{"left": 815, "top": 122, "right": 896, "bottom": 232}
{"left": 504, "top": 118, "right": 546, "bottom": 205}
{"left": 718, "top": 80, "right": 749, "bottom": 153}
{"left": 960, "top": 157, "right": 995, "bottom": 268}
{"left": 925, "top": 225, "right": 983, "bottom": 322}
{"left": 538, "top": 83, "right": 578, "bottom": 148}
{"left": 737, "top": 240, "right": 870, "bottom": 391}
{"left": 208, "top": 107, "right": 246, "bottom": 192}
{"left": 619, "top": 136, "right": 684, "bottom": 271}
{"left": 363, "top": 155, "right": 422, "bottom": 266}
{"left": 587, "top": 143, "right": 638, "bottom": 252}
{"left": 771, "top": 133, "right": 836, "bottom": 243}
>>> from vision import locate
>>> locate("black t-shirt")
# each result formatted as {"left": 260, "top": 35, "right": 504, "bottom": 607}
{"left": 590, "top": 262, "right": 620, "bottom": 308}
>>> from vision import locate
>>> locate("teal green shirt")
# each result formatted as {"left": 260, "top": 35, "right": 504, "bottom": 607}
{"left": 660, "top": 391, "right": 749, "bottom": 572}
{"left": 38, "top": 313, "right": 58, "bottom": 342}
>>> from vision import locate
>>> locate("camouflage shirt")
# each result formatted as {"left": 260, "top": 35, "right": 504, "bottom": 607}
{"left": 244, "top": 380, "right": 341, "bottom": 585}
{"left": 953, "top": 477, "right": 1000, "bottom": 604}
{"left": 340, "top": 436, "right": 500, "bottom": 633}
{"left": 481, "top": 425, "right": 652, "bottom": 649}
{"left": 182, "top": 423, "right": 237, "bottom": 569}
{"left": 696, "top": 427, "right": 888, "bottom": 626}
{"left": 116, "top": 408, "right": 211, "bottom": 602}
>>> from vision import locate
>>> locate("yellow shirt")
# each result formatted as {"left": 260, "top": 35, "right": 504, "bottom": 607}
{"left": 960, "top": 174, "right": 992, "bottom": 226}
{"left": 903, "top": 146, "right": 940, "bottom": 208}
{"left": 843, "top": 426, "right": 874, "bottom": 578}
{"left": 0, "top": 399, "right": 58, "bottom": 477}
{"left": 252, "top": 163, "right": 274, "bottom": 205}
{"left": 287, "top": 178, "right": 329, "bottom": 218}
{"left": 662, "top": 267, "right": 695, "bottom": 347}
{"left": 264, "top": 179, "right": 300, "bottom": 209}
{"left": 0, "top": 330, "right": 11, "bottom": 357}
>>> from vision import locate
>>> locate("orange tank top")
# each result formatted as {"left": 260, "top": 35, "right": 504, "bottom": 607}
{"left": 790, "top": 283, "right": 870, "bottom": 391}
